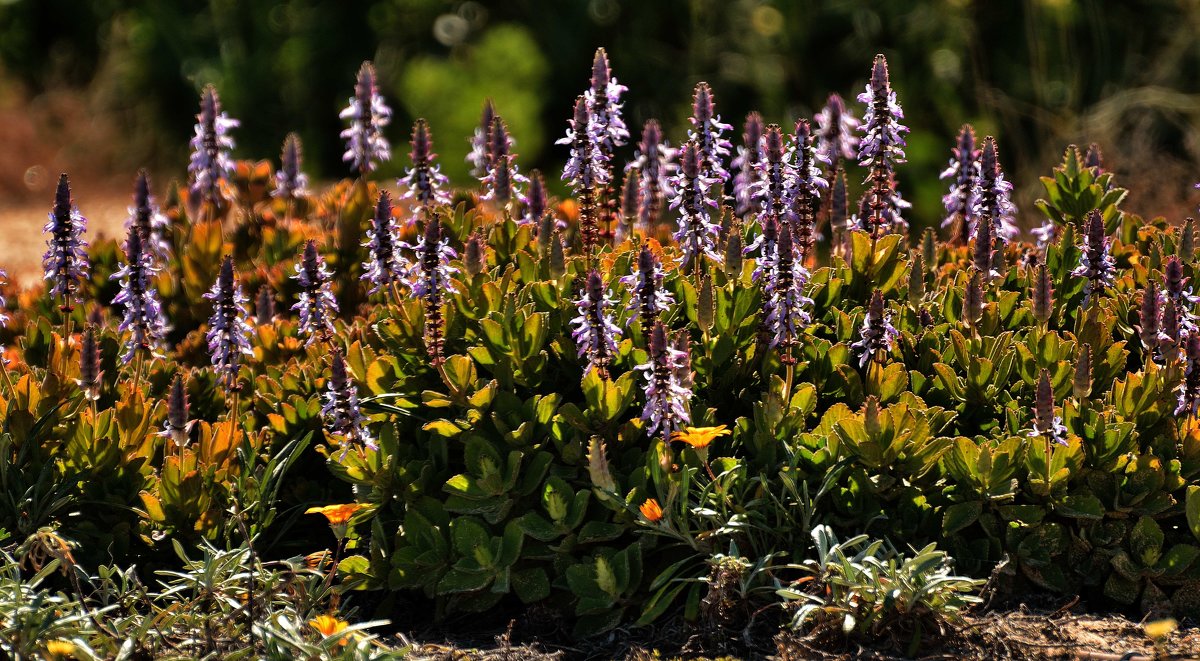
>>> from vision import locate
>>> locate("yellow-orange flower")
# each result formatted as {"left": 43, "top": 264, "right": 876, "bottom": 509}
{"left": 44, "top": 640, "right": 76, "bottom": 659}
{"left": 639, "top": 498, "right": 664, "bottom": 522}
{"left": 310, "top": 614, "right": 350, "bottom": 644}
{"left": 671, "top": 425, "right": 731, "bottom": 449}
{"left": 305, "top": 503, "right": 363, "bottom": 526}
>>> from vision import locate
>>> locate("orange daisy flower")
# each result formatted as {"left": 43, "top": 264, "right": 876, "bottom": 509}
{"left": 310, "top": 614, "right": 350, "bottom": 644}
{"left": 671, "top": 425, "right": 731, "bottom": 449}
{"left": 305, "top": 503, "right": 363, "bottom": 526}
{"left": 639, "top": 498, "right": 664, "bottom": 522}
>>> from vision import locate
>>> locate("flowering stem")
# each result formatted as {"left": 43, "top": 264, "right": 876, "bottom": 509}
{"left": 131, "top": 351, "right": 145, "bottom": 396}
{"left": 783, "top": 362, "right": 794, "bottom": 405}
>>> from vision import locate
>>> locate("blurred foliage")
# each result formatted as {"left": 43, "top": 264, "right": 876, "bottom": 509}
{"left": 2, "top": 0, "right": 1200, "bottom": 226}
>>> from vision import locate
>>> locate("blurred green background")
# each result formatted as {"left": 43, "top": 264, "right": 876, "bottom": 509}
{"left": 1, "top": 0, "right": 1199, "bottom": 227}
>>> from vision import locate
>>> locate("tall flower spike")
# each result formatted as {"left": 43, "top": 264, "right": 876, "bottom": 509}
{"left": 468, "top": 99, "right": 496, "bottom": 179}
{"left": 618, "top": 167, "right": 641, "bottom": 243}
{"left": 831, "top": 167, "right": 848, "bottom": 251}
{"left": 972, "top": 210, "right": 998, "bottom": 281}
{"left": 765, "top": 228, "right": 813, "bottom": 363}
{"left": 408, "top": 215, "right": 459, "bottom": 366}
{"left": 851, "top": 289, "right": 899, "bottom": 367}
{"left": 1162, "top": 298, "right": 1182, "bottom": 364}
{"left": 939, "top": 125, "right": 980, "bottom": 245}
{"left": 754, "top": 124, "right": 789, "bottom": 222}
{"left": 323, "top": 351, "right": 376, "bottom": 452}
{"left": 786, "top": 119, "right": 829, "bottom": 261}
{"left": 962, "top": 269, "right": 984, "bottom": 331}
{"left": 688, "top": 82, "right": 733, "bottom": 184}
{"left": 732, "top": 112, "right": 765, "bottom": 217}
{"left": 111, "top": 228, "right": 168, "bottom": 363}
{"left": 857, "top": 54, "right": 910, "bottom": 235}
{"left": 1074, "top": 344, "right": 1093, "bottom": 400}
{"left": 745, "top": 212, "right": 780, "bottom": 282}
{"left": 1085, "top": 143, "right": 1104, "bottom": 171}
{"left": 292, "top": 240, "right": 339, "bottom": 345}
{"left": 1178, "top": 334, "right": 1200, "bottom": 418}
{"left": 631, "top": 119, "right": 676, "bottom": 232}
{"left": 203, "top": 255, "right": 254, "bottom": 390}
{"left": 273, "top": 133, "right": 310, "bottom": 201}
{"left": 362, "top": 190, "right": 406, "bottom": 297}
{"left": 559, "top": 94, "right": 611, "bottom": 193}
{"left": 585, "top": 47, "right": 629, "bottom": 153}
{"left": 619, "top": 244, "right": 675, "bottom": 337}
{"left": 1138, "top": 287, "right": 1162, "bottom": 356}
{"left": 482, "top": 116, "right": 525, "bottom": 205}
{"left": 521, "top": 169, "right": 549, "bottom": 227}
{"left": 162, "top": 373, "right": 190, "bottom": 449}
{"left": 969, "top": 136, "right": 1018, "bottom": 242}
{"left": 1073, "top": 210, "right": 1114, "bottom": 305}
{"left": 340, "top": 61, "right": 392, "bottom": 175}
{"left": 43, "top": 173, "right": 89, "bottom": 312}
{"left": 636, "top": 321, "right": 692, "bottom": 439}
{"left": 671, "top": 141, "right": 723, "bottom": 269}
{"left": 1163, "top": 255, "right": 1199, "bottom": 333}
{"left": 1033, "top": 262, "right": 1054, "bottom": 327}
{"left": 815, "top": 93, "right": 860, "bottom": 164}
{"left": 1031, "top": 368, "right": 1067, "bottom": 445}
{"left": 570, "top": 270, "right": 622, "bottom": 379}
{"left": 128, "top": 170, "right": 171, "bottom": 261}
{"left": 78, "top": 327, "right": 102, "bottom": 401}
{"left": 400, "top": 119, "right": 452, "bottom": 217}
{"left": 255, "top": 285, "right": 276, "bottom": 324}
{"left": 187, "top": 85, "right": 239, "bottom": 210}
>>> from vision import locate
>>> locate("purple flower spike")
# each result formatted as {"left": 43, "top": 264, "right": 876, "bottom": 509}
{"left": 128, "top": 170, "right": 171, "bottom": 261}
{"left": 745, "top": 212, "right": 780, "bottom": 282}
{"left": 161, "top": 373, "right": 191, "bottom": 448}
{"left": 969, "top": 136, "right": 1018, "bottom": 242}
{"left": 0, "top": 268, "right": 8, "bottom": 326}
{"left": 292, "top": 240, "right": 339, "bottom": 345}
{"left": 1072, "top": 210, "right": 1114, "bottom": 305}
{"left": 1031, "top": 368, "right": 1068, "bottom": 445}
{"left": 972, "top": 208, "right": 999, "bottom": 281}
{"left": 255, "top": 285, "right": 276, "bottom": 325}
{"left": 111, "top": 227, "right": 168, "bottom": 363}
{"left": 407, "top": 215, "right": 459, "bottom": 366}
{"left": 939, "top": 125, "right": 981, "bottom": 244}
{"left": 618, "top": 168, "right": 640, "bottom": 243}
{"left": 468, "top": 100, "right": 496, "bottom": 179}
{"left": 323, "top": 351, "right": 376, "bottom": 452}
{"left": 1163, "top": 255, "right": 1199, "bottom": 333}
{"left": 400, "top": 119, "right": 451, "bottom": 215}
{"left": 1163, "top": 298, "right": 1182, "bottom": 364}
{"left": 619, "top": 243, "right": 675, "bottom": 336}
{"left": 631, "top": 119, "right": 676, "bottom": 232}
{"left": 857, "top": 54, "right": 910, "bottom": 236}
{"left": 851, "top": 290, "right": 899, "bottom": 367}
{"left": 559, "top": 95, "right": 610, "bottom": 192}
{"left": 187, "top": 85, "right": 239, "bottom": 210}
{"left": 765, "top": 228, "right": 813, "bottom": 363}
{"left": 273, "top": 133, "right": 310, "bottom": 201}
{"left": 482, "top": 116, "right": 525, "bottom": 205}
{"left": 340, "top": 61, "right": 392, "bottom": 175}
{"left": 754, "top": 124, "right": 789, "bottom": 222}
{"left": 636, "top": 321, "right": 692, "bottom": 439}
{"left": 815, "top": 93, "right": 860, "bottom": 164}
{"left": 1179, "top": 335, "right": 1200, "bottom": 418}
{"left": 688, "top": 82, "right": 733, "bottom": 185}
{"left": 362, "top": 190, "right": 406, "bottom": 296}
{"left": 43, "top": 173, "right": 90, "bottom": 312}
{"left": 78, "top": 327, "right": 102, "bottom": 401}
{"left": 570, "top": 270, "right": 622, "bottom": 379}
{"left": 786, "top": 119, "right": 829, "bottom": 260}
{"left": 732, "top": 112, "right": 765, "bottom": 217}
{"left": 521, "top": 169, "right": 549, "bottom": 227}
{"left": 670, "top": 141, "right": 723, "bottom": 269}
{"left": 203, "top": 255, "right": 254, "bottom": 390}
{"left": 586, "top": 47, "right": 629, "bottom": 153}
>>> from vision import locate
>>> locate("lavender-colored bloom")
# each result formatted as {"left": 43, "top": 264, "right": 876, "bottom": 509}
{"left": 1032, "top": 219, "right": 1057, "bottom": 250}
{"left": 618, "top": 167, "right": 640, "bottom": 243}
{"left": 481, "top": 116, "right": 525, "bottom": 204}
{"left": 585, "top": 48, "right": 629, "bottom": 153}
{"left": 407, "top": 216, "right": 459, "bottom": 366}
{"left": 745, "top": 212, "right": 781, "bottom": 282}
{"left": 786, "top": 119, "right": 829, "bottom": 258}
{"left": 111, "top": 228, "right": 168, "bottom": 363}
{"left": 1179, "top": 335, "right": 1200, "bottom": 418}
{"left": 765, "top": 229, "right": 813, "bottom": 362}
{"left": 619, "top": 244, "right": 674, "bottom": 335}
{"left": 1138, "top": 286, "right": 1162, "bottom": 355}
{"left": 292, "top": 240, "right": 338, "bottom": 345}
{"left": 687, "top": 82, "right": 733, "bottom": 185}
{"left": 732, "top": 112, "right": 765, "bottom": 217}
{"left": 43, "top": 174, "right": 89, "bottom": 311}
{"left": 972, "top": 209, "right": 999, "bottom": 281}
{"left": 1163, "top": 256, "right": 1199, "bottom": 333}
{"left": 815, "top": 93, "right": 860, "bottom": 163}
{"left": 969, "top": 136, "right": 1018, "bottom": 241}
{"left": 1163, "top": 298, "right": 1183, "bottom": 364}
{"left": 362, "top": 191, "right": 406, "bottom": 297}
{"left": 630, "top": 120, "right": 676, "bottom": 231}
{"left": 400, "top": 119, "right": 451, "bottom": 214}
{"left": 521, "top": 169, "right": 549, "bottom": 227}
{"left": 1073, "top": 210, "right": 1114, "bottom": 304}
{"left": 831, "top": 167, "right": 848, "bottom": 245}
{"left": 671, "top": 141, "right": 723, "bottom": 268}
{"left": 857, "top": 54, "right": 910, "bottom": 235}
{"left": 570, "top": 270, "right": 622, "bottom": 378}
{"left": 851, "top": 289, "right": 898, "bottom": 367}
{"left": 340, "top": 61, "right": 392, "bottom": 175}
{"left": 273, "top": 133, "right": 310, "bottom": 201}
{"left": 468, "top": 100, "right": 496, "bottom": 179}
{"left": 323, "top": 351, "right": 376, "bottom": 451}
{"left": 1032, "top": 262, "right": 1053, "bottom": 327}
{"left": 203, "top": 255, "right": 254, "bottom": 390}
{"left": 753, "top": 125, "right": 789, "bottom": 221}
{"left": 161, "top": 374, "right": 190, "bottom": 448}
{"left": 127, "top": 170, "right": 171, "bottom": 261}
{"left": 558, "top": 95, "right": 610, "bottom": 192}
{"left": 939, "top": 125, "right": 980, "bottom": 243}
{"left": 1031, "top": 369, "right": 1068, "bottom": 445}
{"left": 78, "top": 327, "right": 102, "bottom": 401}
{"left": 636, "top": 321, "right": 692, "bottom": 439}
{"left": 187, "top": 85, "right": 239, "bottom": 209}
{"left": 255, "top": 285, "right": 276, "bottom": 324}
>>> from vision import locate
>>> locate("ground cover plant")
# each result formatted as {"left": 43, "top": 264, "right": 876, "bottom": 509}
{"left": 3, "top": 48, "right": 1200, "bottom": 658}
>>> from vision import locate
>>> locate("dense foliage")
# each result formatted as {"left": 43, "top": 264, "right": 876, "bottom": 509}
{"left": 3, "top": 48, "right": 1200, "bottom": 657}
